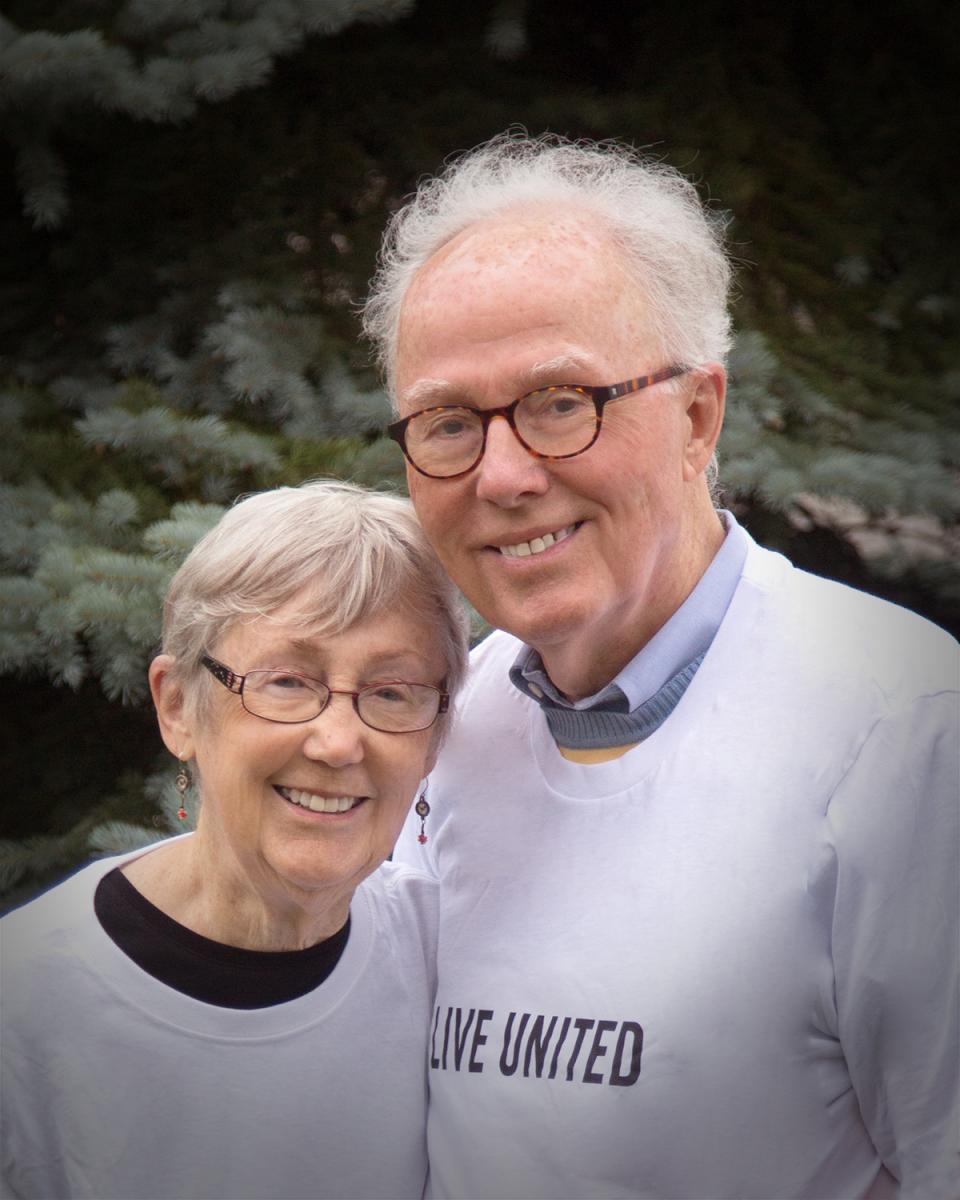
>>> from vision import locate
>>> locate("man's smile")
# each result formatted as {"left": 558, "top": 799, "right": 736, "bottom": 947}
{"left": 494, "top": 522, "right": 581, "bottom": 558}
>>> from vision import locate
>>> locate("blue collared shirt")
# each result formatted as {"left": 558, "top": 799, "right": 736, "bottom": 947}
{"left": 509, "top": 511, "right": 748, "bottom": 742}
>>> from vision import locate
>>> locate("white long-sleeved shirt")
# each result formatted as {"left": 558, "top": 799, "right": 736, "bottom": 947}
{"left": 396, "top": 532, "right": 960, "bottom": 1200}
{"left": 1, "top": 844, "right": 438, "bottom": 1200}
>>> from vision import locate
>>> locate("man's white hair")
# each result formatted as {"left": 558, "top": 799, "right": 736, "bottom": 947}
{"left": 362, "top": 131, "right": 734, "bottom": 400}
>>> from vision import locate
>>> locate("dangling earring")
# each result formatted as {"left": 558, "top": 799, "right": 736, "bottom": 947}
{"left": 175, "top": 759, "right": 191, "bottom": 822}
{"left": 415, "top": 788, "right": 430, "bottom": 845}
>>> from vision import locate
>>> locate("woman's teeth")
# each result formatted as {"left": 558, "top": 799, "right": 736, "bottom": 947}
{"left": 277, "top": 787, "right": 359, "bottom": 813}
{"left": 498, "top": 524, "right": 576, "bottom": 558}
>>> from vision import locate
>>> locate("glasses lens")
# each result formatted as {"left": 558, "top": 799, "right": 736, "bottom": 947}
{"left": 515, "top": 387, "right": 597, "bottom": 457}
{"left": 242, "top": 670, "right": 325, "bottom": 723}
{"left": 404, "top": 408, "right": 484, "bottom": 477}
{"left": 358, "top": 683, "right": 441, "bottom": 732}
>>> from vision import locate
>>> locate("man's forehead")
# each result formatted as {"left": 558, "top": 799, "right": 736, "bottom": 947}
{"left": 415, "top": 211, "right": 619, "bottom": 290}
{"left": 393, "top": 210, "right": 655, "bottom": 405}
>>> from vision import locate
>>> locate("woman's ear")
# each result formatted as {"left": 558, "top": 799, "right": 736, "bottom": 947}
{"left": 682, "top": 364, "right": 726, "bottom": 481}
{"left": 149, "top": 655, "right": 195, "bottom": 760}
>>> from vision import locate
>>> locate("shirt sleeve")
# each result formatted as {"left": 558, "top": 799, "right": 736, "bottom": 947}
{"left": 827, "top": 689, "right": 959, "bottom": 1200}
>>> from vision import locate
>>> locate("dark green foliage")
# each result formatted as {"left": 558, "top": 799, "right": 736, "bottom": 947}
{"left": 1, "top": 0, "right": 956, "bottom": 902}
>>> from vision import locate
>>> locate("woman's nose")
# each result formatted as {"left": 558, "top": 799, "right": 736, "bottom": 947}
{"left": 301, "top": 695, "right": 366, "bottom": 766}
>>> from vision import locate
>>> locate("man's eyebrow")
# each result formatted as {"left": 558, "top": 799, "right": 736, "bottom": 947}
{"left": 399, "top": 378, "right": 460, "bottom": 408}
{"left": 400, "top": 355, "right": 597, "bottom": 410}
{"left": 525, "top": 354, "right": 595, "bottom": 386}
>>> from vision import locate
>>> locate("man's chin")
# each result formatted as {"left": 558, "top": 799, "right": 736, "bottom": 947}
{"left": 480, "top": 599, "right": 594, "bottom": 653}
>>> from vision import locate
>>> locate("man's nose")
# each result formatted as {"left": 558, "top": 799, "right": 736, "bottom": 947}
{"left": 474, "top": 414, "right": 550, "bottom": 506}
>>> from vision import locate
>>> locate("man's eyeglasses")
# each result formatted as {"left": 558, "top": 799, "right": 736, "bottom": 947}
{"left": 387, "top": 364, "right": 689, "bottom": 479}
{"left": 201, "top": 655, "right": 448, "bottom": 733}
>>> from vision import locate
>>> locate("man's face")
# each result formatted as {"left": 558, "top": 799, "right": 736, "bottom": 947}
{"left": 394, "top": 211, "right": 723, "bottom": 696}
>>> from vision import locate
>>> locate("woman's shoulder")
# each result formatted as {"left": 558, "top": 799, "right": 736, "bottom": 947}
{"left": 1, "top": 839, "right": 179, "bottom": 967}
{"left": 1, "top": 857, "right": 118, "bottom": 1032}
{"left": 4, "top": 855, "right": 112, "bottom": 929}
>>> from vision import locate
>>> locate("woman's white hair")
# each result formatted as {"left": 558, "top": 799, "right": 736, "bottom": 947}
{"left": 160, "top": 480, "right": 469, "bottom": 725}
{"left": 362, "top": 130, "right": 734, "bottom": 399}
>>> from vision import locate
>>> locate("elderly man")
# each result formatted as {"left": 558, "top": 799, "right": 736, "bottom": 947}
{"left": 363, "top": 134, "right": 959, "bottom": 1200}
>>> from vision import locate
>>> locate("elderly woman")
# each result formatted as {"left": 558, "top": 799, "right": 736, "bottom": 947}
{"left": 1, "top": 480, "right": 468, "bottom": 1200}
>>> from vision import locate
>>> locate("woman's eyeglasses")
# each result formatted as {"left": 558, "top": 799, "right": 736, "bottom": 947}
{"left": 201, "top": 655, "right": 448, "bottom": 733}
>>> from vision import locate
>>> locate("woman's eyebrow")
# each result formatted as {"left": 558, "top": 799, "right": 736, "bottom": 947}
{"left": 361, "top": 653, "right": 431, "bottom": 677}
{"left": 251, "top": 637, "right": 322, "bottom": 663}
{"left": 262, "top": 639, "right": 428, "bottom": 677}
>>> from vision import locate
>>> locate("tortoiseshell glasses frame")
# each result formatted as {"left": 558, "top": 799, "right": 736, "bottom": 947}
{"left": 387, "top": 363, "right": 690, "bottom": 479}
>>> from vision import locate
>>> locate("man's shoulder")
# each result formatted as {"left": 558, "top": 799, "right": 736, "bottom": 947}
{"left": 469, "top": 626, "right": 525, "bottom": 664}
{"left": 463, "top": 628, "right": 527, "bottom": 690}
{"left": 744, "top": 538, "right": 958, "bottom": 704}
{"left": 361, "top": 859, "right": 439, "bottom": 907}
{"left": 430, "top": 629, "right": 535, "bottom": 763}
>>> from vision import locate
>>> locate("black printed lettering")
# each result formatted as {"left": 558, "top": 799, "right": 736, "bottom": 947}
{"left": 429, "top": 1005, "right": 441, "bottom": 1070}
{"left": 523, "top": 1014, "right": 558, "bottom": 1078}
{"left": 441, "top": 1005, "right": 453, "bottom": 1070}
{"left": 499, "top": 1011, "right": 530, "bottom": 1076}
{"left": 609, "top": 1021, "right": 644, "bottom": 1086}
{"left": 432, "top": 1007, "right": 642, "bottom": 1086}
{"left": 470, "top": 1009, "right": 493, "bottom": 1073}
{"left": 547, "top": 1016, "right": 571, "bottom": 1080}
{"left": 453, "top": 1008, "right": 476, "bottom": 1070}
{"left": 565, "top": 1018, "right": 594, "bottom": 1082}
{"left": 583, "top": 1019, "right": 617, "bottom": 1083}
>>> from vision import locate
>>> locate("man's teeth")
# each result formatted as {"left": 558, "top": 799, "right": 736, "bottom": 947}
{"left": 278, "top": 787, "right": 359, "bottom": 813}
{"left": 498, "top": 524, "right": 576, "bottom": 558}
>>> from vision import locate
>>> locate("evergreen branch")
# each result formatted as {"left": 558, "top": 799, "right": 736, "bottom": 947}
{"left": 142, "top": 502, "right": 225, "bottom": 559}
{"left": 75, "top": 407, "right": 280, "bottom": 478}
{"left": 0, "top": 832, "right": 85, "bottom": 900}
{"left": 95, "top": 490, "right": 140, "bottom": 529}
{"left": 87, "top": 820, "right": 165, "bottom": 856}
{"left": 0, "top": 630, "right": 48, "bottom": 674}
{"left": 1, "top": 0, "right": 416, "bottom": 227}
{"left": 13, "top": 142, "right": 69, "bottom": 229}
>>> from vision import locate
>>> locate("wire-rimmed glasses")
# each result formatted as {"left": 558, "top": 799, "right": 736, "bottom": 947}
{"left": 387, "top": 364, "right": 689, "bottom": 479}
{"left": 201, "top": 655, "right": 448, "bottom": 733}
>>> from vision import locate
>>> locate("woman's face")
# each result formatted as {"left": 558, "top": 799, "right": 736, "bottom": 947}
{"left": 170, "top": 597, "right": 445, "bottom": 909}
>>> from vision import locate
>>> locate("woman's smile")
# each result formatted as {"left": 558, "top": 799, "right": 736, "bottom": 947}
{"left": 274, "top": 785, "right": 368, "bottom": 815}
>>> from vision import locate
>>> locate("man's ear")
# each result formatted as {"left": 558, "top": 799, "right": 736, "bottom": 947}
{"left": 682, "top": 364, "right": 726, "bottom": 481}
{"left": 149, "top": 654, "right": 195, "bottom": 761}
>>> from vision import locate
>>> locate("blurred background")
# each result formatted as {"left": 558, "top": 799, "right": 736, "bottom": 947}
{"left": 2, "top": 0, "right": 957, "bottom": 905}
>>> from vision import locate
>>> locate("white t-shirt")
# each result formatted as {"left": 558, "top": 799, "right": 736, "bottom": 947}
{"left": 395, "top": 534, "right": 960, "bottom": 1200}
{"left": 1, "top": 843, "right": 438, "bottom": 1200}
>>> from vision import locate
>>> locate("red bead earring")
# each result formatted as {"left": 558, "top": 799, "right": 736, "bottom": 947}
{"left": 175, "top": 759, "right": 191, "bottom": 821}
{"left": 415, "top": 790, "right": 430, "bottom": 844}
